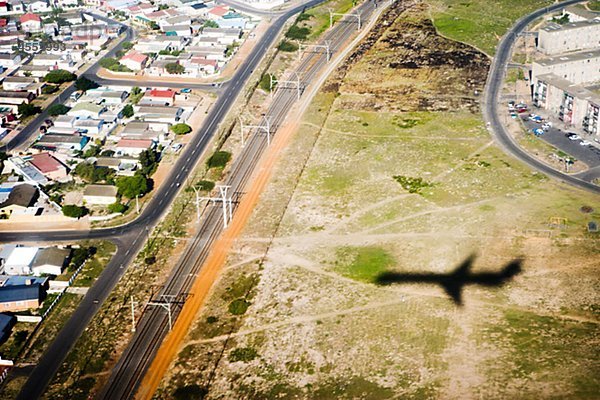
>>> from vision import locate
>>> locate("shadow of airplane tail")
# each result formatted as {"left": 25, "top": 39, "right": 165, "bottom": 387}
{"left": 375, "top": 254, "right": 523, "bottom": 305}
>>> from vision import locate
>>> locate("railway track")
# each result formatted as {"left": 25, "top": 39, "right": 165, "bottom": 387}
{"left": 98, "top": 1, "right": 387, "bottom": 399}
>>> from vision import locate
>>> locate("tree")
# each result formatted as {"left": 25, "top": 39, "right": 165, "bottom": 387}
{"left": 259, "top": 73, "right": 275, "bottom": 92}
{"left": 108, "top": 202, "right": 127, "bottom": 213}
{"left": 122, "top": 104, "right": 134, "bottom": 118}
{"left": 207, "top": 151, "right": 231, "bottom": 169}
{"left": 285, "top": 25, "right": 310, "bottom": 40}
{"left": 203, "top": 20, "right": 219, "bottom": 29}
{"left": 75, "top": 76, "right": 99, "bottom": 92}
{"left": 165, "top": 62, "right": 185, "bottom": 75}
{"left": 18, "top": 103, "right": 42, "bottom": 117}
{"left": 42, "top": 85, "right": 59, "bottom": 94}
{"left": 62, "top": 204, "right": 88, "bottom": 218}
{"left": 47, "top": 104, "right": 70, "bottom": 116}
{"left": 138, "top": 148, "right": 159, "bottom": 176}
{"left": 149, "top": 21, "right": 160, "bottom": 30}
{"left": 278, "top": 40, "right": 298, "bottom": 52}
{"left": 116, "top": 173, "right": 151, "bottom": 199}
{"left": 122, "top": 41, "right": 134, "bottom": 50}
{"left": 170, "top": 123, "right": 192, "bottom": 135}
{"left": 131, "top": 86, "right": 142, "bottom": 96}
{"left": 99, "top": 57, "right": 119, "bottom": 69}
{"left": 44, "top": 69, "right": 76, "bottom": 84}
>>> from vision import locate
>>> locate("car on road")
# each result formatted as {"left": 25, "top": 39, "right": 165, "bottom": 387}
{"left": 44, "top": 119, "right": 53, "bottom": 126}
{"left": 181, "top": 88, "right": 192, "bottom": 93}
{"left": 579, "top": 140, "right": 592, "bottom": 146}
{"left": 533, "top": 128, "right": 544, "bottom": 136}
{"left": 542, "top": 122, "right": 552, "bottom": 130}
{"left": 568, "top": 134, "right": 581, "bottom": 141}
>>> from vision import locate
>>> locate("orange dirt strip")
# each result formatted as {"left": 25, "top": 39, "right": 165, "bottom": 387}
{"left": 136, "top": 116, "right": 300, "bottom": 399}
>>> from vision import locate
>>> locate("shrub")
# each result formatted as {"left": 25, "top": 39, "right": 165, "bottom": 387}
{"left": 228, "top": 298, "right": 250, "bottom": 315}
{"left": 122, "top": 104, "right": 134, "bottom": 118}
{"left": 229, "top": 347, "right": 258, "bottom": 362}
{"left": 207, "top": 151, "right": 231, "bottom": 169}
{"left": 259, "top": 73, "right": 275, "bottom": 92}
{"left": 18, "top": 103, "right": 42, "bottom": 117}
{"left": 42, "top": 85, "right": 59, "bottom": 94}
{"left": 196, "top": 180, "right": 214, "bottom": 191}
{"left": 107, "top": 202, "right": 127, "bottom": 213}
{"left": 116, "top": 174, "right": 151, "bottom": 199}
{"left": 165, "top": 62, "right": 184, "bottom": 74}
{"left": 392, "top": 175, "right": 434, "bottom": 194}
{"left": 122, "top": 41, "right": 133, "bottom": 50}
{"left": 44, "top": 69, "right": 76, "bottom": 84}
{"left": 62, "top": 204, "right": 88, "bottom": 218}
{"left": 173, "top": 385, "right": 208, "bottom": 400}
{"left": 285, "top": 25, "right": 310, "bottom": 40}
{"left": 75, "top": 76, "right": 99, "bottom": 92}
{"left": 171, "top": 123, "right": 192, "bottom": 135}
{"left": 47, "top": 104, "right": 70, "bottom": 116}
{"left": 99, "top": 57, "right": 119, "bottom": 69}
{"left": 278, "top": 40, "right": 298, "bottom": 52}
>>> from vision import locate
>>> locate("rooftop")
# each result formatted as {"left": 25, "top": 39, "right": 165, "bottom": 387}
{"left": 83, "top": 184, "right": 117, "bottom": 198}
{"left": 117, "top": 138, "right": 154, "bottom": 148}
{"left": 534, "top": 48, "right": 600, "bottom": 67}
{"left": 29, "top": 153, "right": 66, "bottom": 174}
{"left": 541, "top": 17, "right": 600, "bottom": 32}
{"left": 0, "top": 184, "right": 38, "bottom": 209}
{"left": 32, "top": 247, "right": 70, "bottom": 269}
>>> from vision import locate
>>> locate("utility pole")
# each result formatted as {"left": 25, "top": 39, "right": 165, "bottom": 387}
{"left": 135, "top": 194, "right": 139, "bottom": 214}
{"left": 329, "top": 10, "right": 361, "bottom": 29}
{"left": 147, "top": 295, "right": 176, "bottom": 331}
{"left": 130, "top": 295, "right": 138, "bottom": 333}
{"left": 200, "top": 185, "right": 233, "bottom": 228}
{"left": 239, "top": 115, "right": 271, "bottom": 146}
{"left": 190, "top": 184, "right": 201, "bottom": 222}
{"left": 274, "top": 72, "right": 302, "bottom": 100}
{"left": 298, "top": 41, "right": 331, "bottom": 62}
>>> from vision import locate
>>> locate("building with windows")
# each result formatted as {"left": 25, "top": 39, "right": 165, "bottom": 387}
{"left": 537, "top": 18, "right": 600, "bottom": 55}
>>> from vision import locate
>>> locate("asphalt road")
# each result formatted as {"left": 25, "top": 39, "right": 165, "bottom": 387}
{"left": 10, "top": 1, "right": 336, "bottom": 398}
{"left": 483, "top": 0, "right": 600, "bottom": 194}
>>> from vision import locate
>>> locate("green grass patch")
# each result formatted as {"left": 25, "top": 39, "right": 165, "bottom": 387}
{"left": 229, "top": 347, "right": 258, "bottom": 362}
{"left": 207, "top": 150, "right": 232, "bottom": 169}
{"left": 393, "top": 175, "right": 434, "bottom": 194}
{"left": 334, "top": 246, "right": 395, "bottom": 283}
{"left": 228, "top": 298, "right": 250, "bottom": 315}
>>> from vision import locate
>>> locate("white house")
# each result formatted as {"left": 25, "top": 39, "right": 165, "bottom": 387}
{"left": 0, "top": 246, "right": 38, "bottom": 275}
{"left": 68, "top": 102, "right": 106, "bottom": 119}
{"left": 31, "top": 247, "right": 70, "bottom": 276}
{"left": 83, "top": 184, "right": 118, "bottom": 205}
{"left": 119, "top": 50, "right": 148, "bottom": 71}
{"left": 135, "top": 105, "right": 182, "bottom": 124}
{"left": 115, "top": 138, "right": 154, "bottom": 156}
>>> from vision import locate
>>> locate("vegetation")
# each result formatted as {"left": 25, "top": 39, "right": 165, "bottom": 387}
{"left": 99, "top": 57, "right": 133, "bottom": 72}
{"left": 115, "top": 173, "right": 151, "bottom": 199}
{"left": 278, "top": 40, "right": 298, "bottom": 52}
{"left": 207, "top": 150, "right": 231, "bottom": 169}
{"left": 129, "top": 86, "right": 143, "bottom": 104}
{"left": 122, "top": 104, "right": 134, "bottom": 118}
{"left": 44, "top": 69, "right": 76, "bottom": 84}
{"left": 173, "top": 385, "right": 208, "bottom": 400}
{"left": 122, "top": 41, "right": 134, "bottom": 50}
{"left": 108, "top": 202, "right": 127, "bottom": 214}
{"left": 225, "top": 42, "right": 239, "bottom": 57}
{"left": 195, "top": 180, "right": 215, "bottom": 192}
{"left": 203, "top": 20, "right": 219, "bottom": 29}
{"left": 139, "top": 148, "right": 160, "bottom": 176}
{"left": 75, "top": 77, "right": 99, "bottom": 92}
{"left": 171, "top": 123, "right": 192, "bottom": 135}
{"left": 62, "top": 205, "right": 88, "bottom": 218}
{"left": 42, "top": 85, "right": 59, "bottom": 94}
{"left": 165, "top": 62, "right": 185, "bottom": 75}
{"left": 228, "top": 298, "right": 250, "bottom": 315}
{"left": 18, "top": 103, "right": 41, "bottom": 117}
{"left": 589, "top": 1, "right": 600, "bottom": 11}
{"left": 335, "top": 246, "right": 395, "bottom": 283}
{"left": 551, "top": 13, "right": 570, "bottom": 24}
{"left": 74, "top": 162, "right": 115, "bottom": 184}
{"left": 229, "top": 347, "right": 258, "bottom": 362}
{"left": 285, "top": 25, "right": 311, "bottom": 41}
{"left": 392, "top": 175, "right": 434, "bottom": 194}
{"left": 47, "top": 104, "right": 71, "bottom": 116}
{"left": 259, "top": 73, "right": 276, "bottom": 92}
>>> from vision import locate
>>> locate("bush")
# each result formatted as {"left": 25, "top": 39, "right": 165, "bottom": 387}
{"left": 75, "top": 76, "right": 99, "bottom": 92}
{"left": 44, "top": 69, "right": 76, "bottom": 84}
{"left": 47, "top": 104, "right": 70, "bottom": 116}
{"left": 171, "top": 123, "right": 192, "bottom": 135}
{"left": 228, "top": 298, "right": 250, "bottom": 315}
{"left": 229, "top": 347, "right": 258, "bottom": 362}
{"left": 122, "top": 41, "right": 133, "bottom": 50}
{"left": 392, "top": 175, "right": 434, "bottom": 194}
{"left": 62, "top": 204, "right": 88, "bottom": 218}
{"left": 116, "top": 174, "right": 151, "bottom": 199}
{"left": 173, "top": 385, "right": 208, "bottom": 400}
{"left": 99, "top": 57, "right": 119, "bottom": 69}
{"left": 18, "top": 103, "right": 42, "bottom": 117}
{"left": 165, "top": 62, "right": 185, "bottom": 74}
{"left": 108, "top": 202, "right": 127, "bottom": 213}
{"left": 285, "top": 25, "right": 310, "bottom": 40}
{"left": 196, "top": 180, "right": 214, "bottom": 191}
{"left": 259, "top": 73, "right": 275, "bottom": 92}
{"left": 42, "top": 85, "right": 59, "bottom": 94}
{"left": 122, "top": 104, "right": 134, "bottom": 118}
{"left": 297, "top": 12, "right": 312, "bottom": 22}
{"left": 278, "top": 40, "right": 298, "bottom": 52}
{"left": 207, "top": 151, "right": 231, "bottom": 169}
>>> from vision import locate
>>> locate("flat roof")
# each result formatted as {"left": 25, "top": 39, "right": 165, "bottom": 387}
{"left": 537, "top": 73, "right": 600, "bottom": 106}
{"left": 5, "top": 247, "right": 38, "bottom": 267}
{"left": 541, "top": 17, "right": 600, "bottom": 32}
{"left": 534, "top": 48, "right": 600, "bottom": 66}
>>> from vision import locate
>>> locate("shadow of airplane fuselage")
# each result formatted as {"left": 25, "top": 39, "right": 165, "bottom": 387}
{"left": 375, "top": 254, "right": 522, "bottom": 305}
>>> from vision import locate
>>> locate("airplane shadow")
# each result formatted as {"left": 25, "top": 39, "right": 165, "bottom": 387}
{"left": 374, "top": 254, "right": 523, "bottom": 306}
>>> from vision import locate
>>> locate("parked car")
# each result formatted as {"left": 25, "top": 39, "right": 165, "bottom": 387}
{"left": 533, "top": 128, "right": 544, "bottom": 136}
{"left": 44, "top": 119, "right": 53, "bottom": 126}
{"left": 542, "top": 122, "right": 552, "bottom": 130}
{"left": 181, "top": 88, "right": 192, "bottom": 93}
{"left": 568, "top": 135, "right": 581, "bottom": 141}
{"left": 579, "top": 140, "right": 592, "bottom": 146}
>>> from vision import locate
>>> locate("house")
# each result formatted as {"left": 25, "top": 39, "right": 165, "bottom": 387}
{"left": 16, "top": 64, "right": 48, "bottom": 78}
{"left": 1, "top": 157, "right": 48, "bottom": 185}
{"left": 31, "top": 247, "right": 70, "bottom": 276}
{"left": 0, "top": 91, "right": 35, "bottom": 108}
{"left": 73, "top": 118, "right": 104, "bottom": 136}
{"left": 54, "top": 115, "right": 77, "bottom": 128}
{"left": 187, "top": 57, "right": 218, "bottom": 76}
{"left": 126, "top": 2, "right": 155, "bottom": 16}
{"left": 0, "top": 52, "right": 21, "bottom": 68}
{"left": 0, "top": 3, "right": 7, "bottom": 14}
{"left": 83, "top": 184, "right": 118, "bottom": 205}
{"left": 200, "top": 27, "right": 242, "bottom": 45}
{"left": 0, "top": 313, "right": 15, "bottom": 344}
{"left": 56, "top": 0, "right": 79, "bottom": 7}
{"left": 22, "top": 0, "right": 50, "bottom": 13}
{"left": 143, "top": 89, "right": 176, "bottom": 106}
{"left": 115, "top": 138, "right": 154, "bottom": 156}
{"left": 136, "top": 105, "right": 182, "bottom": 124}
{"left": 34, "top": 134, "right": 88, "bottom": 152}
{"left": 0, "top": 184, "right": 39, "bottom": 218}
{"left": 68, "top": 102, "right": 106, "bottom": 119}
{"left": 31, "top": 53, "right": 61, "bottom": 67}
{"left": 29, "top": 153, "right": 69, "bottom": 181}
{"left": 121, "top": 120, "right": 168, "bottom": 141}
{"left": 0, "top": 246, "right": 38, "bottom": 275}
{"left": 61, "top": 11, "right": 84, "bottom": 25}
{"left": 84, "top": 88, "right": 128, "bottom": 105}
{"left": 119, "top": 50, "right": 148, "bottom": 71}
{"left": 0, "top": 275, "right": 48, "bottom": 312}
{"left": 95, "top": 156, "right": 138, "bottom": 176}
{"left": 8, "top": 0, "right": 23, "bottom": 13}
{"left": 102, "top": 0, "right": 138, "bottom": 11}
{"left": 1, "top": 76, "right": 36, "bottom": 91}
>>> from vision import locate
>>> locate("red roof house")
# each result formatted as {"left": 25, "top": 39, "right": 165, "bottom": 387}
{"left": 119, "top": 51, "right": 148, "bottom": 71}
{"left": 146, "top": 89, "right": 176, "bottom": 105}
{"left": 29, "top": 153, "right": 68, "bottom": 180}
{"left": 20, "top": 13, "right": 42, "bottom": 32}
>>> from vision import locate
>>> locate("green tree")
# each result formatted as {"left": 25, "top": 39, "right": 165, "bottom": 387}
{"left": 203, "top": 20, "right": 219, "bottom": 28}
{"left": 99, "top": 57, "right": 119, "bottom": 68}
{"left": 18, "top": 103, "right": 42, "bottom": 117}
{"left": 47, "top": 104, "right": 71, "bottom": 116}
{"left": 131, "top": 86, "right": 142, "bottom": 96}
{"left": 285, "top": 25, "right": 310, "bottom": 40}
{"left": 165, "top": 62, "right": 185, "bottom": 75}
{"left": 207, "top": 151, "right": 231, "bottom": 169}
{"left": 122, "top": 104, "right": 134, "bottom": 118}
{"left": 138, "top": 148, "right": 159, "bottom": 176}
{"left": 122, "top": 41, "right": 134, "bottom": 50}
{"left": 278, "top": 40, "right": 298, "bottom": 52}
{"left": 259, "top": 73, "right": 275, "bottom": 92}
{"left": 44, "top": 69, "right": 76, "bottom": 84}
{"left": 62, "top": 204, "right": 88, "bottom": 218}
{"left": 75, "top": 76, "right": 99, "bottom": 92}
{"left": 42, "top": 85, "right": 59, "bottom": 94}
{"left": 170, "top": 123, "right": 192, "bottom": 135}
{"left": 108, "top": 202, "right": 127, "bottom": 213}
{"left": 116, "top": 173, "right": 151, "bottom": 199}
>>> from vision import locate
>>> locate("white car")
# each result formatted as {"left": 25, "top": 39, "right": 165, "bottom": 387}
{"left": 568, "top": 135, "right": 581, "bottom": 141}
{"left": 542, "top": 123, "right": 552, "bottom": 130}
{"left": 579, "top": 140, "right": 591, "bottom": 146}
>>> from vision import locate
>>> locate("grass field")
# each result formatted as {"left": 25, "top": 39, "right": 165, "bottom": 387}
{"left": 428, "top": 0, "right": 554, "bottom": 54}
{"left": 155, "top": 2, "right": 599, "bottom": 399}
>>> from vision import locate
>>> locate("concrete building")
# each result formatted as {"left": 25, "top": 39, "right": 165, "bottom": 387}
{"left": 29, "top": 153, "right": 69, "bottom": 181}
{"left": 533, "top": 73, "right": 600, "bottom": 136}
{"left": 0, "top": 184, "right": 39, "bottom": 218}
{"left": 83, "top": 184, "right": 118, "bottom": 205}
{"left": 537, "top": 18, "right": 600, "bottom": 55}
{"left": 0, "top": 275, "right": 48, "bottom": 312}
{"left": 0, "top": 246, "right": 38, "bottom": 275}
{"left": 31, "top": 247, "right": 70, "bottom": 276}
{"left": 532, "top": 48, "right": 600, "bottom": 86}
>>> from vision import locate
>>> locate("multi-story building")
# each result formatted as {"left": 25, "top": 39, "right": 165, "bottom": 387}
{"left": 537, "top": 18, "right": 600, "bottom": 55}
{"left": 532, "top": 48, "right": 600, "bottom": 85}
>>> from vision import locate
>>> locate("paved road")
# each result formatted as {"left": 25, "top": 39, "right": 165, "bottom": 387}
{"left": 10, "top": 1, "right": 335, "bottom": 398}
{"left": 483, "top": 0, "right": 600, "bottom": 194}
